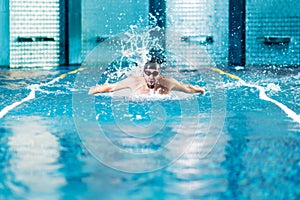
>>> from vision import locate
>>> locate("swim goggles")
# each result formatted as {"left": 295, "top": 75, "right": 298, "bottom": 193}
{"left": 144, "top": 70, "right": 159, "bottom": 77}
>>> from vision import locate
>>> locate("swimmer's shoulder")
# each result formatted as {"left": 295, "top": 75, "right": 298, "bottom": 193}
{"left": 123, "top": 76, "right": 145, "bottom": 88}
{"left": 158, "top": 76, "right": 175, "bottom": 85}
{"left": 130, "top": 76, "right": 144, "bottom": 82}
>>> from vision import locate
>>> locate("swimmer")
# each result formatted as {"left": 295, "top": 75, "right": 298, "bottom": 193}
{"left": 88, "top": 61, "right": 205, "bottom": 95}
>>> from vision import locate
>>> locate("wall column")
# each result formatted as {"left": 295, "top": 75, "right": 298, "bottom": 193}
{"left": 149, "top": 0, "right": 166, "bottom": 57}
{"left": 60, "top": 0, "right": 81, "bottom": 66}
{"left": 228, "top": 0, "right": 246, "bottom": 67}
{"left": 0, "top": 0, "right": 9, "bottom": 67}
{"left": 68, "top": 0, "right": 82, "bottom": 65}
{"left": 149, "top": 0, "right": 166, "bottom": 28}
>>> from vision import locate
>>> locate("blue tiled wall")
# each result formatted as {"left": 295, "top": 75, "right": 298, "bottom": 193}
{"left": 165, "top": 0, "right": 229, "bottom": 67}
{"left": 1, "top": 0, "right": 299, "bottom": 67}
{"left": 246, "top": 0, "right": 300, "bottom": 66}
{"left": 81, "top": 0, "right": 149, "bottom": 60}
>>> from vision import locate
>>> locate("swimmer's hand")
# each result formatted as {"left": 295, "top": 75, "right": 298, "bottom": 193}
{"left": 187, "top": 85, "right": 205, "bottom": 94}
{"left": 88, "top": 86, "right": 98, "bottom": 95}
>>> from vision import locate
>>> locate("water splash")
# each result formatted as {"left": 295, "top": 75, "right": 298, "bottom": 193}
{"left": 266, "top": 83, "right": 281, "bottom": 92}
{"left": 101, "top": 25, "right": 166, "bottom": 83}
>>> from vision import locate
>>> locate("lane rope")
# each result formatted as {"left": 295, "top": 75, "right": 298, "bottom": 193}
{"left": 0, "top": 67, "right": 84, "bottom": 119}
{"left": 211, "top": 67, "right": 300, "bottom": 124}
{"left": 210, "top": 67, "right": 241, "bottom": 80}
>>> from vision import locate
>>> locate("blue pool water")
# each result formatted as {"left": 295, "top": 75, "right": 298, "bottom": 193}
{"left": 0, "top": 66, "right": 300, "bottom": 199}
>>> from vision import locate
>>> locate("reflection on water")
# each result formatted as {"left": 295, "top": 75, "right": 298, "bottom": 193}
{"left": 5, "top": 116, "right": 64, "bottom": 199}
{"left": 221, "top": 114, "right": 249, "bottom": 199}
{"left": 166, "top": 133, "right": 229, "bottom": 199}
{"left": 56, "top": 117, "right": 88, "bottom": 200}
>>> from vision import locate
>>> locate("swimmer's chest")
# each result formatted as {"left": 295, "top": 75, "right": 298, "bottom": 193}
{"left": 134, "top": 84, "right": 170, "bottom": 94}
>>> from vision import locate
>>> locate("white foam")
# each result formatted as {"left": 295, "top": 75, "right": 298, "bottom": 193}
{"left": 41, "top": 77, "right": 61, "bottom": 86}
{"left": 240, "top": 80, "right": 300, "bottom": 124}
{"left": 266, "top": 83, "right": 281, "bottom": 92}
{"left": 129, "top": 93, "right": 173, "bottom": 101}
{"left": 0, "top": 76, "right": 62, "bottom": 119}
{"left": 94, "top": 90, "right": 194, "bottom": 101}
{"left": 0, "top": 89, "right": 35, "bottom": 119}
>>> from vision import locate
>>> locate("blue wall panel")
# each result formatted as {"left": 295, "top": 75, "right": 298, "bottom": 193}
{"left": 246, "top": 0, "right": 300, "bottom": 66}
{"left": 82, "top": 0, "right": 149, "bottom": 60}
{"left": 0, "top": 0, "right": 9, "bottom": 67}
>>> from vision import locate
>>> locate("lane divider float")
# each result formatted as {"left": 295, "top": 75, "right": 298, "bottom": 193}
{"left": 0, "top": 67, "right": 84, "bottom": 119}
{"left": 210, "top": 67, "right": 300, "bottom": 124}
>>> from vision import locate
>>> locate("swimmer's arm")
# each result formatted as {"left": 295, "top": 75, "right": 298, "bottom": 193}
{"left": 88, "top": 83, "right": 118, "bottom": 94}
{"left": 88, "top": 77, "right": 134, "bottom": 95}
{"left": 167, "top": 78, "right": 205, "bottom": 94}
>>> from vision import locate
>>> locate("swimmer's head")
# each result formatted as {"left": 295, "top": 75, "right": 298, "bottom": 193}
{"left": 143, "top": 61, "right": 161, "bottom": 89}
{"left": 144, "top": 61, "right": 160, "bottom": 70}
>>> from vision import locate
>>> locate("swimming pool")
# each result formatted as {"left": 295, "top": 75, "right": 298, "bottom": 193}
{"left": 0, "top": 63, "right": 299, "bottom": 199}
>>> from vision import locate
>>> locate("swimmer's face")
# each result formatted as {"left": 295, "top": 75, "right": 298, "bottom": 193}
{"left": 143, "top": 69, "right": 160, "bottom": 89}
